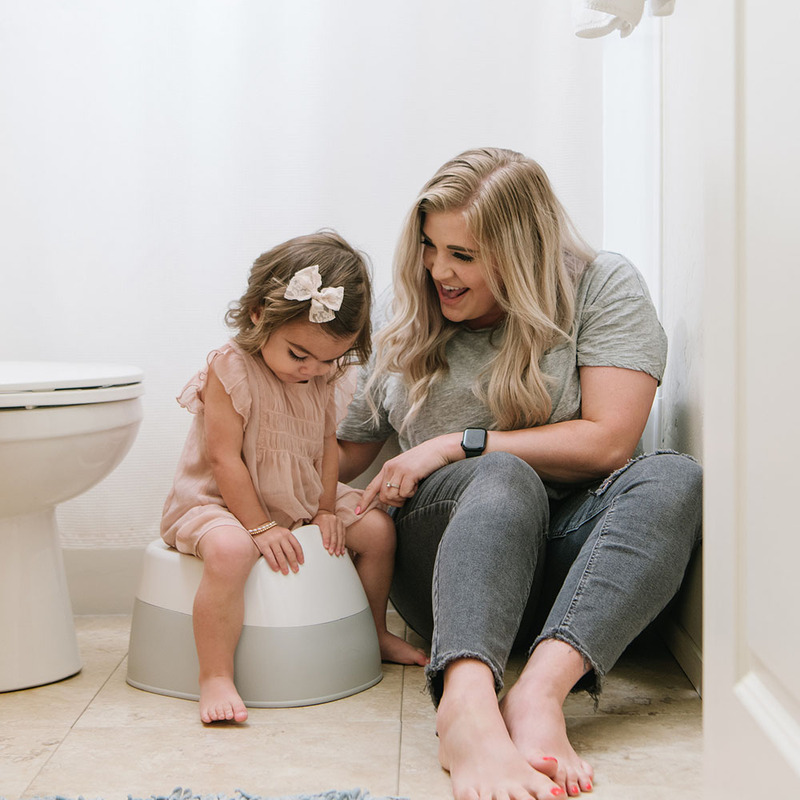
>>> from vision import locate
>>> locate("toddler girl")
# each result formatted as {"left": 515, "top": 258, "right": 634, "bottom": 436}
{"left": 161, "top": 231, "right": 427, "bottom": 724}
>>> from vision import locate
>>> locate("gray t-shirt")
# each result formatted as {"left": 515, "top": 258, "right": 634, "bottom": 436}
{"left": 338, "top": 251, "right": 666, "bottom": 459}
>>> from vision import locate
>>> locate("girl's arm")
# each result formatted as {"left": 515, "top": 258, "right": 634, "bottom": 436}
{"left": 205, "top": 362, "right": 304, "bottom": 573}
{"left": 312, "top": 432, "right": 347, "bottom": 556}
{"left": 204, "top": 362, "right": 272, "bottom": 529}
{"left": 316, "top": 432, "right": 340, "bottom": 513}
{"left": 358, "top": 366, "right": 656, "bottom": 510}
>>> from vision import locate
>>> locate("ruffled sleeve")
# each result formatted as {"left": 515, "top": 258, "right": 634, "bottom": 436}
{"left": 176, "top": 343, "right": 253, "bottom": 423}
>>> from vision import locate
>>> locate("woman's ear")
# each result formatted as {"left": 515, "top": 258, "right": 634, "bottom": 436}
{"left": 250, "top": 307, "right": 261, "bottom": 325}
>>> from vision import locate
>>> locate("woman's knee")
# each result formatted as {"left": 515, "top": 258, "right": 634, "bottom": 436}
{"left": 637, "top": 451, "right": 703, "bottom": 501}
{"left": 457, "top": 451, "right": 549, "bottom": 529}
{"left": 470, "top": 451, "right": 547, "bottom": 503}
{"left": 613, "top": 452, "right": 703, "bottom": 545}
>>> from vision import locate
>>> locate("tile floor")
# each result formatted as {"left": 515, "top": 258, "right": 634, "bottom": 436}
{"left": 1, "top": 613, "right": 701, "bottom": 800}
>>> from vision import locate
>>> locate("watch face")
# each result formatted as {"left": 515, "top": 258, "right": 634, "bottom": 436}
{"left": 462, "top": 428, "right": 487, "bottom": 452}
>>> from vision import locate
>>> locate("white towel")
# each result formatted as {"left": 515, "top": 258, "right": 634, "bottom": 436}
{"left": 574, "top": 0, "right": 675, "bottom": 39}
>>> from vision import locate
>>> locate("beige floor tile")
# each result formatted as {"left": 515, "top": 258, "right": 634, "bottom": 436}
{"left": 385, "top": 607, "right": 407, "bottom": 638}
{"left": 4, "top": 613, "right": 702, "bottom": 800}
{"left": 397, "top": 721, "right": 452, "bottom": 800}
{"left": 399, "top": 662, "right": 435, "bottom": 726}
{"left": 0, "top": 724, "right": 69, "bottom": 800}
{"left": 0, "top": 617, "right": 129, "bottom": 729}
{"left": 79, "top": 608, "right": 408, "bottom": 729}
{"left": 398, "top": 623, "right": 434, "bottom": 729}
{"left": 23, "top": 720, "right": 402, "bottom": 800}
{"left": 574, "top": 712, "right": 702, "bottom": 799}
{"left": 79, "top": 657, "right": 405, "bottom": 728}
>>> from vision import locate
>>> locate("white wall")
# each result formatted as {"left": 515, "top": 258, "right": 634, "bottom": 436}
{"left": 0, "top": 1, "right": 604, "bottom": 553}
{"left": 590, "top": 8, "right": 705, "bottom": 690}
{"left": 654, "top": 2, "right": 710, "bottom": 691}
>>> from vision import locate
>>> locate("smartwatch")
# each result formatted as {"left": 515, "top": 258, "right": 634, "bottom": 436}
{"left": 461, "top": 427, "right": 487, "bottom": 458}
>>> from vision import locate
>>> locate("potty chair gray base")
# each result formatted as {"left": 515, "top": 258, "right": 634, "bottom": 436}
{"left": 126, "top": 529, "right": 382, "bottom": 707}
{"left": 127, "top": 600, "right": 381, "bottom": 707}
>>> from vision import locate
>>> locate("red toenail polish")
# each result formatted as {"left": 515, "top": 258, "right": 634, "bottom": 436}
{"left": 542, "top": 756, "right": 558, "bottom": 762}
{"left": 551, "top": 790, "right": 564, "bottom": 797}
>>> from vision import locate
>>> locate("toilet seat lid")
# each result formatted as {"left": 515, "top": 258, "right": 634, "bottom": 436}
{"left": 0, "top": 361, "right": 144, "bottom": 408}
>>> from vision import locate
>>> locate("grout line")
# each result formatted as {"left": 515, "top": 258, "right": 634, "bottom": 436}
{"left": 397, "top": 623, "right": 407, "bottom": 798}
{"left": 19, "top": 646, "right": 127, "bottom": 800}
{"left": 72, "top": 652, "right": 129, "bottom": 727}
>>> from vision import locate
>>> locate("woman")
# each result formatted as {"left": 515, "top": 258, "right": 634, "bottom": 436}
{"left": 338, "top": 148, "right": 702, "bottom": 800}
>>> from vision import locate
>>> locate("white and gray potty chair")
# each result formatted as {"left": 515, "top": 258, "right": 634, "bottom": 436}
{"left": 126, "top": 524, "right": 382, "bottom": 707}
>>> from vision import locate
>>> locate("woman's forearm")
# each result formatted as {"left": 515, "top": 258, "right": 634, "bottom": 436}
{"left": 481, "top": 421, "right": 635, "bottom": 484}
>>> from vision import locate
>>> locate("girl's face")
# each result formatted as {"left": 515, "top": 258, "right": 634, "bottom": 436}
{"left": 421, "top": 209, "right": 504, "bottom": 329}
{"left": 255, "top": 318, "right": 356, "bottom": 384}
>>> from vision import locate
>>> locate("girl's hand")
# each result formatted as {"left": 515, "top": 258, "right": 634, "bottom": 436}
{"left": 312, "top": 510, "right": 347, "bottom": 557}
{"left": 251, "top": 526, "right": 304, "bottom": 574}
{"left": 358, "top": 434, "right": 460, "bottom": 513}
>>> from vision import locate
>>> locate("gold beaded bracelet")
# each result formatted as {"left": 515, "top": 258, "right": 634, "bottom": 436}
{"left": 247, "top": 520, "right": 278, "bottom": 536}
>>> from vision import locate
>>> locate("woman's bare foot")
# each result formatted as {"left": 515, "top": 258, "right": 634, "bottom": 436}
{"left": 379, "top": 630, "right": 429, "bottom": 665}
{"left": 198, "top": 676, "right": 249, "bottom": 724}
{"left": 437, "top": 659, "right": 562, "bottom": 800}
{"left": 500, "top": 642, "right": 594, "bottom": 795}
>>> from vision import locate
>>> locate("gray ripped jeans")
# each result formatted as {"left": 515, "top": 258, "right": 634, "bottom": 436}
{"left": 388, "top": 451, "right": 703, "bottom": 704}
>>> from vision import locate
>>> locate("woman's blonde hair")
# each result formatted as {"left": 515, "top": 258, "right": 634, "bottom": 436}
{"left": 370, "top": 147, "right": 595, "bottom": 430}
{"left": 226, "top": 230, "right": 372, "bottom": 377}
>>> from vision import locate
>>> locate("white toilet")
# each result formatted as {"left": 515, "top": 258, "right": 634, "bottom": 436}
{"left": 0, "top": 361, "right": 143, "bottom": 693}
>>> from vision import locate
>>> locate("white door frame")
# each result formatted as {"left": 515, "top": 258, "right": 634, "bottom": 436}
{"left": 703, "top": 0, "right": 800, "bottom": 791}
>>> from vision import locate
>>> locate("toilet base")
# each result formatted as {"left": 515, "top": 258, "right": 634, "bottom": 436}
{"left": 127, "top": 599, "right": 382, "bottom": 707}
{"left": 0, "top": 509, "right": 82, "bottom": 692}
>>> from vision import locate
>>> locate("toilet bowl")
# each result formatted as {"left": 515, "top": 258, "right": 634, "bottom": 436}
{"left": 0, "top": 361, "right": 143, "bottom": 692}
{"left": 127, "top": 527, "right": 382, "bottom": 707}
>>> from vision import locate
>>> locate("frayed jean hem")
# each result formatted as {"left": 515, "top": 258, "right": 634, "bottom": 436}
{"left": 425, "top": 650, "right": 504, "bottom": 708}
{"left": 531, "top": 629, "right": 604, "bottom": 703}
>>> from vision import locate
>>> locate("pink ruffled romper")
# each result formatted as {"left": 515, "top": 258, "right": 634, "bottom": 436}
{"left": 161, "top": 341, "right": 362, "bottom": 557}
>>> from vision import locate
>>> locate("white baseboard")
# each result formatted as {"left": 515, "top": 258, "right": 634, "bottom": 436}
{"left": 63, "top": 545, "right": 146, "bottom": 615}
{"left": 659, "top": 547, "right": 704, "bottom": 695}
{"left": 660, "top": 613, "right": 703, "bottom": 696}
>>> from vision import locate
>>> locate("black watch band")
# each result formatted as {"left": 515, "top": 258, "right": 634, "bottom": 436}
{"left": 461, "top": 427, "right": 487, "bottom": 458}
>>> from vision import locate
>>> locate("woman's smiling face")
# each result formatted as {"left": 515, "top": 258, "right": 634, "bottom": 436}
{"left": 421, "top": 209, "right": 505, "bottom": 329}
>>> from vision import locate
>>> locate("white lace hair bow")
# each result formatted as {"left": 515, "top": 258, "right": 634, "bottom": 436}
{"left": 283, "top": 264, "right": 344, "bottom": 323}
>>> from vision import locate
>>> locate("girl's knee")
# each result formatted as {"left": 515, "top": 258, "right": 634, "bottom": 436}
{"left": 348, "top": 508, "right": 396, "bottom": 556}
{"left": 198, "top": 528, "right": 258, "bottom": 574}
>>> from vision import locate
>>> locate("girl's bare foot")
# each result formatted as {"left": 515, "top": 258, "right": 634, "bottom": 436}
{"left": 437, "top": 659, "right": 562, "bottom": 800}
{"left": 379, "top": 630, "right": 429, "bottom": 666}
{"left": 198, "top": 676, "right": 248, "bottom": 724}
{"left": 500, "top": 666, "right": 594, "bottom": 795}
